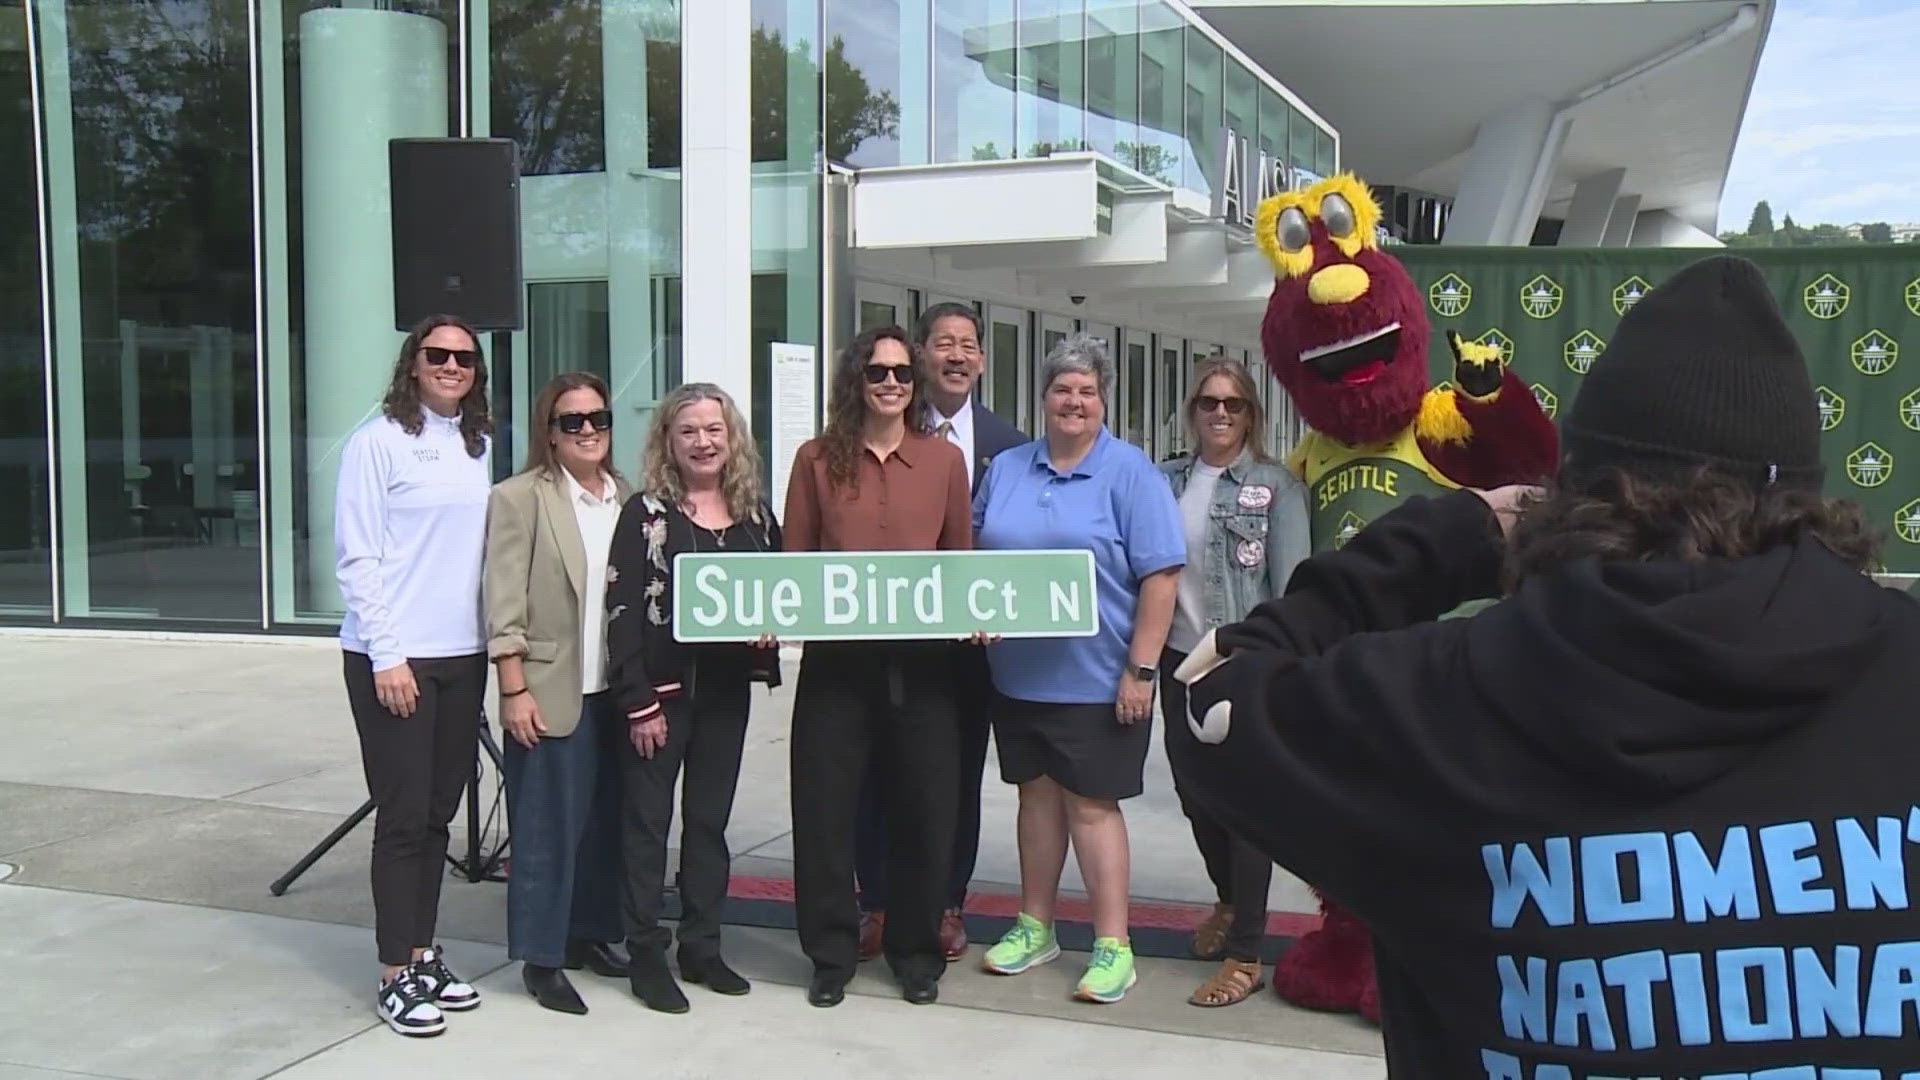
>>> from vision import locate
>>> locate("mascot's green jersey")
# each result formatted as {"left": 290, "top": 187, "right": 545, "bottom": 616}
{"left": 1288, "top": 425, "right": 1457, "bottom": 553}
{"left": 1288, "top": 424, "right": 1490, "bottom": 620}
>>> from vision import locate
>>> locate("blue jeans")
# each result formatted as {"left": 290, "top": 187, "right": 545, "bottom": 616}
{"left": 502, "top": 692, "right": 625, "bottom": 967}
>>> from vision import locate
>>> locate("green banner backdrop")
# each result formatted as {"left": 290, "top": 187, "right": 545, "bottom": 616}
{"left": 1393, "top": 247, "right": 1920, "bottom": 573}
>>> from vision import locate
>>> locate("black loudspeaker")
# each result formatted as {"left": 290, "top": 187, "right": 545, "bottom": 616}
{"left": 390, "top": 138, "right": 524, "bottom": 332}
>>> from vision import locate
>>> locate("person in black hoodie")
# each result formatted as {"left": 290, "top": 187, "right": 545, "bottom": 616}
{"left": 1168, "top": 253, "right": 1919, "bottom": 1079}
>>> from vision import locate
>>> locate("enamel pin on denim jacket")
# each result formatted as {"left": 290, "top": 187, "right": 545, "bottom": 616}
{"left": 1161, "top": 448, "right": 1312, "bottom": 632}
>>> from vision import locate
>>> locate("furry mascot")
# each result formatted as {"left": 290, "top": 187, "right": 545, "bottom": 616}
{"left": 1251, "top": 174, "right": 1558, "bottom": 1024}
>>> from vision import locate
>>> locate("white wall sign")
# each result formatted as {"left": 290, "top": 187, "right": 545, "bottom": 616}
{"left": 769, "top": 341, "right": 818, "bottom": 518}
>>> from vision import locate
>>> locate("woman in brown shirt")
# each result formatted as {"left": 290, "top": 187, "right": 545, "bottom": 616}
{"left": 783, "top": 324, "right": 972, "bottom": 1009}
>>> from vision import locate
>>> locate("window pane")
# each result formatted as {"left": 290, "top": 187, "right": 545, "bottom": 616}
{"left": 990, "top": 319, "right": 1019, "bottom": 415}
{"left": 1132, "top": 2, "right": 1182, "bottom": 184}
{"left": 1085, "top": 0, "right": 1137, "bottom": 163}
{"left": 0, "top": 0, "right": 49, "bottom": 616}
{"left": 1182, "top": 26, "right": 1221, "bottom": 197}
{"left": 1316, "top": 127, "right": 1336, "bottom": 178}
{"left": 1257, "top": 86, "right": 1286, "bottom": 167}
{"left": 50, "top": 0, "right": 260, "bottom": 622}
{"left": 1224, "top": 59, "right": 1257, "bottom": 181}
{"left": 1289, "top": 102, "right": 1317, "bottom": 176}
{"left": 826, "top": 0, "right": 920, "bottom": 166}
{"left": 1125, "top": 340, "right": 1147, "bottom": 446}
{"left": 1016, "top": 0, "right": 1085, "bottom": 156}
{"left": 936, "top": 0, "right": 1016, "bottom": 162}
{"left": 492, "top": 0, "right": 607, "bottom": 174}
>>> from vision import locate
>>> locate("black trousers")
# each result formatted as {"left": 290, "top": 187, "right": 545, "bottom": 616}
{"left": 791, "top": 641, "right": 959, "bottom": 984}
{"left": 621, "top": 665, "right": 751, "bottom": 960}
{"left": 344, "top": 650, "right": 485, "bottom": 967}
{"left": 854, "top": 642, "right": 991, "bottom": 912}
{"left": 502, "top": 692, "right": 625, "bottom": 967}
{"left": 1159, "top": 647, "right": 1272, "bottom": 964}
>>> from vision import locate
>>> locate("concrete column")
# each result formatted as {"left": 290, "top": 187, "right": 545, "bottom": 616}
{"left": 603, "top": 2, "right": 661, "bottom": 423}
{"left": 681, "top": 0, "right": 754, "bottom": 422}
{"left": 1557, "top": 167, "right": 1625, "bottom": 247}
{"left": 298, "top": 7, "right": 448, "bottom": 611}
{"left": 1442, "top": 101, "right": 1569, "bottom": 247}
{"left": 1602, "top": 194, "right": 1642, "bottom": 246}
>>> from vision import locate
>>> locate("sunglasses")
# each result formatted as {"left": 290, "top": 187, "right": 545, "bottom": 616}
{"left": 863, "top": 363, "right": 913, "bottom": 385}
{"left": 421, "top": 346, "right": 480, "bottom": 369}
{"left": 552, "top": 409, "right": 613, "bottom": 434}
{"left": 1197, "top": 395, "right": 1249, "bottom": 416}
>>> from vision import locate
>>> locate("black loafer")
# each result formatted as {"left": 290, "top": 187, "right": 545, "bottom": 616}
{"left": 628, "top": 948, "right": 689, "bottom": 1014}
{"left": 565, "top": 940, "right": 630, "bottom": 978}
{"left": 901, "top": 975, "right": 939, "bottom": 1005}
{"left": 523, "top": 964, "right": 588, "bottom": 1015}
{"left": 807, "top": 974, "right": 847, "bottom": 1008}
{"left": 680, "top": 953, "right": 751, "bottom": 996}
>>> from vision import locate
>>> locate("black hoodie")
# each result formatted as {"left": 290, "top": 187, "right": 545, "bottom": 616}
{"left": 1168, "top": 489, "right": 1920, "bottom": 1080}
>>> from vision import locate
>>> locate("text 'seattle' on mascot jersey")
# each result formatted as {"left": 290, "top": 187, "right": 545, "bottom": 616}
{"left": 1243, "top": 174, "right": 1558, "bottom": 1024}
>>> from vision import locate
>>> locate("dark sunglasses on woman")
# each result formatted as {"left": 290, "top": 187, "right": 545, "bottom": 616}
{"left": 552, "top": 409, "right": 613, "bottom": 434}
{"left": 421, "top": 346, "right": 481, "bottom": 369}
{"left": 863, "top": 363, "right": 913, "bottom": 385}
{"left": 1197, "top": 394, "right": 1249, "bottom": 416}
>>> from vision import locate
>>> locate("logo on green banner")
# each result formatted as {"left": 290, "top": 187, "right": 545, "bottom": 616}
{"left": 1612, "top": 276, "right": 1652, "bottom": 315}
{"left": 1475, "top": 328, "right": 1514, "bottom": 364}
{"left": 1334, "top": 511, "right": 1366, "bottom": 549}
{"left": 1897, "top": 499, "right": 1920, "bottom": 545}
{"left": 1520, "top": 275, "right": 1563, "bottom": 319}
{"left": 1564, "top": 330, "right": 1605, "bottom": 375}
{"left": 1530, "top": 384, "right": 1558, "bottom": 418}
{"left": 1805, "top": 274, "right": 1850, "bottom": 319}
{"left": 1906, "top": 277, "right": 1920, "bottom": 318}
{"left": 1852, "top": 330, "right": 1899, "bottom": 375}
{"left": 1847, "top": 442, "right": 1893, "bottom": 488}
{"left": 1430, "top": 274, "right": 1471, "bottom": 317}
{"left": 1902, "top": 389, "right": 1920, "bottom": 433}
{"left": 1815, "top": 386, "right": 1846, "bottom": 431}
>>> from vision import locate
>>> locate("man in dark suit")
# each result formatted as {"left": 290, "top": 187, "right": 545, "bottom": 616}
{"left": 854, "top": 301, "right": 1028, "bottom": 961}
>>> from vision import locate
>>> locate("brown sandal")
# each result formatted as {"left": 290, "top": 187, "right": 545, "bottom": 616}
{"left": 1189, "top": 902, "right": 1233, "bottom": 960}
{"left": 1189, "top": 958, "right": 1265, "bottom": 1007}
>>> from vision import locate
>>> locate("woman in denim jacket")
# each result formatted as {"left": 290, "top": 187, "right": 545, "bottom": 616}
{"left": 1158, "top": 356, "right": 1310, "bottom": 1008}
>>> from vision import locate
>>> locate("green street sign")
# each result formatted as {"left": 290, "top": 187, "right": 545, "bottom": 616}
{"left": 671, "top": 550, "right": 1100, "bottom": 642}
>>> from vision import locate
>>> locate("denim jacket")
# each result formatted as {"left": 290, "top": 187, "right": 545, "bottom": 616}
{"left": 1161, "top": 448, "right": 1312, "bottom": 630}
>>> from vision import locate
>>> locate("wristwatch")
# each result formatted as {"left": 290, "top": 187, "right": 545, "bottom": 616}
{"left": 1130, "top": 664, "right": 1156, "bottom": 683}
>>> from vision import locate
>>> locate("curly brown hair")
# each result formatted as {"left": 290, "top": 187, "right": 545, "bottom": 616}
{"left": 1506, "top": 466, "right": 1881, "bottom": 588}
{"left": 383, "top": 313, "right": 492, "bottom": 458}
{"left": 820, "top": 324, "right": 929, "bottom": 490}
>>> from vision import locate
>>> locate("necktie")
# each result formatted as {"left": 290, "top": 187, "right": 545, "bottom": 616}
{"left": 936, "top": 420, "right": 954, "bottom": 440}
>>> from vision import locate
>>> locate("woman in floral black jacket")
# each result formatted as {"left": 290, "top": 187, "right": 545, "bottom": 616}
{"left": 605, "top": 382, "right": 780, "bottom": 1014}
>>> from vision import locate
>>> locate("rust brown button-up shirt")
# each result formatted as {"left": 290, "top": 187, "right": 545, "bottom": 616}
{"left": 782, "top": 431, "right": 973, "bottom": 552}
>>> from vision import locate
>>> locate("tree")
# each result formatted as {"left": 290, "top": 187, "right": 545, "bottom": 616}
{"left": 1747, "top": 200, "right": 1774, "bottom": 236}
{"left": 1861, "top": 221, "right": 1894, "bottom": 244}
{"left": 822, "top": 36, "right": 900, "bottom": 164}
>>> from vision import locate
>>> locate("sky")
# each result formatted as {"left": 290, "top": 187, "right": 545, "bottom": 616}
{"left": 1719, "top": 0, "right": 1920, "bottom": 231}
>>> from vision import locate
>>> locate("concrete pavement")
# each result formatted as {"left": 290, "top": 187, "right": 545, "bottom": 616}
{"left": 0, "top": 633, "right": 1383, "bottom": 1079}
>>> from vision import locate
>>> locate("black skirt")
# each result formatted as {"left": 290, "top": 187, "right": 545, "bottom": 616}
{"left": 992, "top": 691, "right": 1151, "bottom": 801}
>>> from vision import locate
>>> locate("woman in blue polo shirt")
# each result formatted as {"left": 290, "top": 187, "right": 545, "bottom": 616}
{"left": 971, "top": 332, "right": 1185, "bottom": 1004}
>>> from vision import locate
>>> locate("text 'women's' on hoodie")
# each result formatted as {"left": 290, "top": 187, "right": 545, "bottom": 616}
{"left": 1167, "top": 491, "right": 1920, "bottom": 1080}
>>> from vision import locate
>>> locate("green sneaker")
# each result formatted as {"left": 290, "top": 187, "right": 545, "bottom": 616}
{"left": 1075, "top": 937, "right": 1137, "bottom": 1003}
{"left": 982, "top": 913, "right": 1060, "bottom": 975}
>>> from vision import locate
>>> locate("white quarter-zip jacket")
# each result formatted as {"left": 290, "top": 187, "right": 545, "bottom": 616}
{"left": 335, "top": 409, "right": 491, "bottom": 671}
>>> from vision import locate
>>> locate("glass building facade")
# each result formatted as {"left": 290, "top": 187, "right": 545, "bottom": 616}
{"left": 1, "top": 0, "right": 1327, "bottom": 634}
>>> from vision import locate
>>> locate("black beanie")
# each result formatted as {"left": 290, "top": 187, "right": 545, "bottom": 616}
{"left": 1560, "top": 253, "right": 1823, "bottom": 492}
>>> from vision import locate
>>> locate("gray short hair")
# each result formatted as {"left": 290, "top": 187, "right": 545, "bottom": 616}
{"left": 1038, "top": 332, "right": 1114, "bottom": 402}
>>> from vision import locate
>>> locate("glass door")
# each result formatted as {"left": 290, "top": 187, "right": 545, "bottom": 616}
{"left": 1121, "top": 330, "right": 1150, "bottom": 448}
{"left": 1036, "top": 312, "right": 1076, "bottom": 432}
{"left": 1156, "top": 334, "right": 1187, "bottom": 460}
{"left": 984, "top": 303, "right": 1031, "bottom": 431}
{"left": 855, "top": 280, "right": 910, "bottom": 332}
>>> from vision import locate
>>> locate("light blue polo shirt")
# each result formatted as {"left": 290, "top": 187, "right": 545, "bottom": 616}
{"left": 973, "top": 428, "right": 1186, "bottom": 704}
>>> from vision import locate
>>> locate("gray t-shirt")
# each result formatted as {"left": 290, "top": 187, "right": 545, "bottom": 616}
{"left": 1168, "top": 461, "right": 1225, "bottom": 654}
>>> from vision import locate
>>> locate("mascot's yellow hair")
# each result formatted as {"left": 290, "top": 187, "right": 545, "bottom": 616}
{"left": 1254, "top": 173, "right": 1385, "bottom": 280}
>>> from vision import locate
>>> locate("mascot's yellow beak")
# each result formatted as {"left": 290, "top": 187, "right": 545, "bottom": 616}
{"left": 1308, "top": 263, "right": 1370, "bottom": 305}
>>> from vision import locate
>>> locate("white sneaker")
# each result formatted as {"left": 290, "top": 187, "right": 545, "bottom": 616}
{"left": 413, "top": 945, "right": 480, "bottom": 1011}
{"left": 377, "top": 967, "right": 446, "bottom": 1037}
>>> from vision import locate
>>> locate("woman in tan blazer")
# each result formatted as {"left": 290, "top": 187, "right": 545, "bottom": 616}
{"left": 483, "top": 371, "right": 633, "bottom": 1016}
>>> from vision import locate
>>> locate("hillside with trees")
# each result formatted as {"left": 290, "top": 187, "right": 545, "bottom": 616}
{"left": 1719, "top": 200, "right": 1914, "bottom": 247}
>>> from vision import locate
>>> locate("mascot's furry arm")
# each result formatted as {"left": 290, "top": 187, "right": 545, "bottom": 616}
{"left": 1415, "top": 332, "right": 1560, "bottom": 490}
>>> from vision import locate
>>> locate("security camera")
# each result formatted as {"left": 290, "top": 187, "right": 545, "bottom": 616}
{"left": 1070, "top": 295, "right": 1086, "bottom": 306}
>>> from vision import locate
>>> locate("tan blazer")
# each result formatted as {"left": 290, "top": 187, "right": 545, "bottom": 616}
{"left": 483, "top": 467, "right": 634, "bottom": 738}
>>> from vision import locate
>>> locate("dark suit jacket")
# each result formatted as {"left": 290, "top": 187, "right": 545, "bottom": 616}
{"left": 968, "top": 399, "right": 1030, "bottom": 492}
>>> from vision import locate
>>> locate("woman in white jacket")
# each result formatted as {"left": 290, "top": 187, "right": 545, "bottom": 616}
{"left": 334, "top": 313, "right": 493, "bottom": 1037}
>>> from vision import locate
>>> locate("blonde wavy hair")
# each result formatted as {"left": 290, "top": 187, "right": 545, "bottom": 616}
{"left": 642, "top": 382, "right": 766, "bottom": 522}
